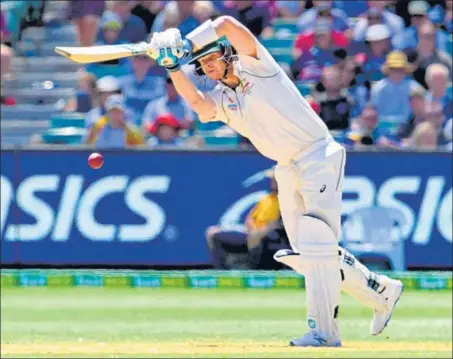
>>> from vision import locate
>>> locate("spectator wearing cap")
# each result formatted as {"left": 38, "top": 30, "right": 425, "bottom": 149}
{"left": 67, "top": 0, "right": 105, "bottom": 47}
{"left": 146, "top": 113, "right": 185, "bottom": 147}
{"left": 405, "top": 22, "right": 452, "bottom": 89}
{"left": 352, "top": 1, "right": 404, "bottom": 42}
{"left": 370, "top": 51, "right": 422, "bottom": 132}
{"left": 293, "top": 17, "right": 348, "bottom": 58}
{"left": 357, "top": 24, "right": 392, "bottom": 82}
{"left": 98, "top": 0, "right": 147, "bottom": 44}
{"left": 84, "top": 76, "right": 133, "bottom": 129}
{"left": 222, "top": 0, "right": 273, "bottom": 38}
{"left": 142, "top": 77, "right": 195, "bottom": 132}
{"left": 97, "top": 11, "right": 124, "bottom": 45}
{"left": 425, "top": 63, "right": 452, "bottom": 120}
{"left": 86, "top": 94, "right": 145, "bottom": 148}
{"left": 118, "top": 55, "right": 167, "bottom": 125}
{"left": 296, "top": 0, "right": 349, "bottom": 33}
{"left": 291, "top": 19, "right": 346, "bottom": 82}
{"left": 393, "top": 1, "right": 451, "bottom": 54}
{"left": 313, "top": 65, "right": 354, "bottom": 130}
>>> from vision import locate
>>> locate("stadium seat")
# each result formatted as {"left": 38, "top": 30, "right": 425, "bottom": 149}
{"left": 48, "top": 25, "right": 77, "bottom": 42}
{"left": 41, "top": 127, "right": 85, "bottom": 145}
{"left": 2, "top": 72, "right": 80, "bottom": 89}
{"left": 85, "top": 64, "right": 128, "bottom": 79}
{"left": 447, "top": 82, "right": 452, "bottom": 99}
{"left": 1, "top": 119, "right": 50, "bottom": 145}
{"left": 260, "top": 36, "right": 296, "bottom": 50}
{"left": 295, "top": 82, "right": 313, "bottom": 96}
{"left": 12, "top": 56, "right": 82, "bottom": 73}
{"left": 1, "top": 88, "right": 75, "bottom": 105}
{"left": 271, "top": 18, "right": 299, "bottom": 35}
{"left": 1, "top": 104, "right": 63, "bottom": 121}
{"left": 50, "top": 113, "right": 86, "bottom": 129}
{"left": 267, "top": 48, "right": 293, "bottom": 66}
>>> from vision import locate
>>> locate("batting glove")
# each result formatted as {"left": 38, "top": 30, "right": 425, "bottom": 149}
{"left": 147, "top": 29, "right": 193, "bottom": 72}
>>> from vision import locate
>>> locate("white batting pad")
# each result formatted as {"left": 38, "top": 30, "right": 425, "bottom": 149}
{"left": 339, "top": 248, "right": 388, "bottom": 312}
{"left": 274, "top": 248, "right": 388, "bottom": 312}
{"left": 297, "top": 216, "right": 341, "bottom": 340}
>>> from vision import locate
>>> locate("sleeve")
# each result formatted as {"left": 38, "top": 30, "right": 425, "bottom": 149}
{"left": 237, "top": 37, "right": 280, "bottom": 76}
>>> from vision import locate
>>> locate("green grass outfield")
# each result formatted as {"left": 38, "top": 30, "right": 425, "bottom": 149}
{"left": 1, "top": 287, "right": 452, "bottom": 358}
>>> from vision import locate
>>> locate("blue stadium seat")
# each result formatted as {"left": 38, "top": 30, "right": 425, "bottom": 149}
{"left": 85, "top": 64, "right": 128, "bottom": 79}
{"left": 268, "top": 48, "right": 293, "bottom": 66}
{"left": 1, "top": 104, "right": 63, "bottom": 120}
{"left": 1, "top": 119, "right": 49, "bottom": 145}
{"left": 42, "top": 127, "right": 85, "bottom": 145}
{"left": 295, "top": 82, "right": 313, "bottom": 96}
{"left": 12, "top": 56, "right": 82, "bottom": 73}
{"left": 261, "top": 37, "right": 296, "bottom": 50}
{"left": 2, "top": 72, "right": 80, "bottom": 89}
{"left": 1, "top": 88, "right": 75, "bottom": 105}
{"left": 271, "top": 18, "right": 299, "bottom": 35}
{"left": 203, "top": 135, "right": 240, "bottom": 147}
{"left": 447, "top": 82, "right": 452, "bottom": 99}
{"left": 50, "top": 113, "right": 86, "bottom": 129}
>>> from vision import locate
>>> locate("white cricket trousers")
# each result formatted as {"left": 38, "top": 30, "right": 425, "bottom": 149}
{"left": 275, "top": 137, "right": 346, "bottom": 250}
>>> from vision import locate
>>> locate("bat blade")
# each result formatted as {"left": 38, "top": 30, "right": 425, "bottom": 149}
{"left": 54, "top": 42, "right": 149, "bottom": 64}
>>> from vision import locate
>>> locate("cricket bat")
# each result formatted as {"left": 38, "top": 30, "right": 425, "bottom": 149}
{"left": 54, "top": 42, "right": 152, "bottom": 64}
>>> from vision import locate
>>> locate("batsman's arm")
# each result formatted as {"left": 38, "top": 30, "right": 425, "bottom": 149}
{"left": 187, "top": 16, "right": 258, "bottom": 59}
{"left": 167, "top": 70, "right": 216, "bottom": 122}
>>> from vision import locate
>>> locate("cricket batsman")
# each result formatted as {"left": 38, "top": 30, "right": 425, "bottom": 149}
{"left": 147, "top": 16, "right": 404, "bottom": 347}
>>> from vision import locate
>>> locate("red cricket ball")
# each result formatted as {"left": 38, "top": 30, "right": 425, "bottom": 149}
{"left": 88, "top": 152, "right": 104, "bottom": 169}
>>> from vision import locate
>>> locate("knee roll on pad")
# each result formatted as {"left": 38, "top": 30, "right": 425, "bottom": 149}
{"left": 297, "top": 215, "right": 339, "bottom": 262}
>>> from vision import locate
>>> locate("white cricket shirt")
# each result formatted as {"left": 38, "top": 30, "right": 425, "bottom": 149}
{"left": 205, "top": 38, "right": 330, "bottom": 164}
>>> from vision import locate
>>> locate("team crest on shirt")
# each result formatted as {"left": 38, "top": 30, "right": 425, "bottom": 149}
{"left": 240, "top": 78, "right": 254, "bottom": 95}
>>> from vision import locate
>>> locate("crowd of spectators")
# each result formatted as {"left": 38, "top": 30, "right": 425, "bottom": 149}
{"left": 2, "top": 0, "right": 451, "bottom": 150}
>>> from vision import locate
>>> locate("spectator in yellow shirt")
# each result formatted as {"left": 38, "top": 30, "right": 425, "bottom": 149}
{"left": 85, "top": 94, "right": 145, "bottom": 148}
{"left": 206, "top": 167, "right": 289, "bottom": 269}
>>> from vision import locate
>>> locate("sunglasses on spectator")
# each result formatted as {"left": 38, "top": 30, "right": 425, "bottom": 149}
{"left": 411, "top": 14, "right": 425, "bottom": 18}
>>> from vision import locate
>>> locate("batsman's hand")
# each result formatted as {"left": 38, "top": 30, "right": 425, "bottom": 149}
{"left": 147, "top": 29, "right": 193, "bottom": 72}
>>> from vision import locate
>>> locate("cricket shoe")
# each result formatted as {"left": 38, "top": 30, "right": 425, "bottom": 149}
{"left": 289, "top": 331, "right": 342, "bottom": 347}
{"left": 371, "top": 278, "right": 404, "bottom": 336}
